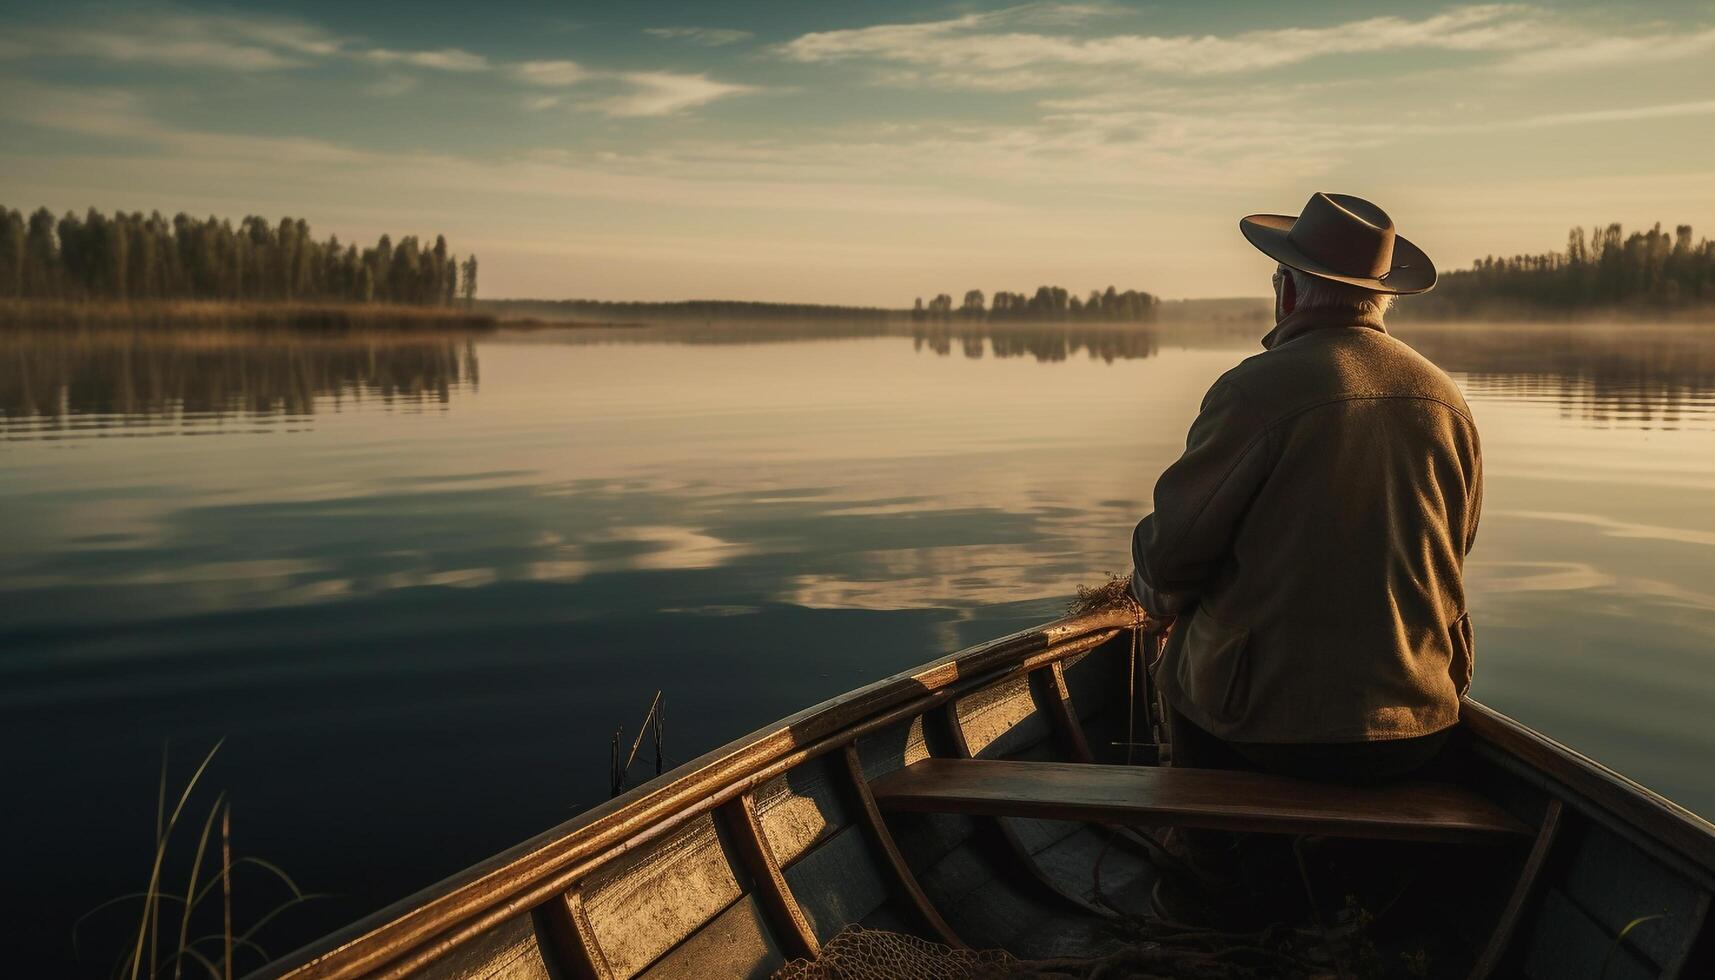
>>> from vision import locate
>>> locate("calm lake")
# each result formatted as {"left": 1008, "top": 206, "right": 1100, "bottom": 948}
{"left": 5, "top": 318, "right": 1715, "bottom": 974}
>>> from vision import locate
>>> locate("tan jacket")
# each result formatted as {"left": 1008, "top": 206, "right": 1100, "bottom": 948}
{"left": 1132, "top": 308, "right": 1482, "bottom": 743}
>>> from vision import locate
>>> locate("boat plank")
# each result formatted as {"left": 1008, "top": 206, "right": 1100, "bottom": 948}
{"left": 1559, "top": 817, "right": 1703, "bottom": 966}
{"left": 632, "top": 895, "right": 782, "bottom": 980}
{"left": 719, "top": 795, "right": 819, "bottom": 960}
{"left": 534, "top": 891, "right": 612, "bottom": 980}
{"left": 954, "top": 674, "right": 1053, "bottom": 760}
{"left": 841, "top": 744, "right": 964, "bottom": 948}
{"left": 404, "top": 914, "right": 553, "bottom": 980}
{"left": 753, "top": 756, "right": 851, "bottom": 869}
{"left": 1468, "top": 798, "right": 1563, "bottom": 980}
{"left": 872, "top": 758, "right": 1532, "bottom": 843}
{"left": 1038, "top": 662, "right": 1094, "bottom": 764}
{"left": 781, "top": 824, "right": 892, "bottom": 945}
{"left": 1519, "top": 888, "right": 1656, "bottom": 980}
{"left": 578, "top": 812, "right": 742, "bottom": 979}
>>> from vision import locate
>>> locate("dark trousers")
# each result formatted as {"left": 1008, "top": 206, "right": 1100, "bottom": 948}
{"left": 1168, "top": 708, "right": 1450, "bottom": 784}
{"left": 1163, "top": 708, "right": 1451, "bottom": 891}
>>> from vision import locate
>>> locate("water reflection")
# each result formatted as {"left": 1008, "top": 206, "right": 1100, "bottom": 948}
{"left": 911, "top": 322, "right": 1162, "bottom": 363}
{"left": 1393, "top": 324, "right": 1715, "bottom": 429}
{"left": 0, "top": 328, "right": 477, "bottom": 438}
{"left": 5, "top": 319, "right": 1715, "bottom": 977}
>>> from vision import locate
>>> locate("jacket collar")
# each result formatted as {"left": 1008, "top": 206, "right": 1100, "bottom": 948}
{"left": 1261, "top": 306, "right": 1389, "bottom": 350}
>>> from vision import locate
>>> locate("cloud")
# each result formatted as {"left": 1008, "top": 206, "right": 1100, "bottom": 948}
{"left": 524, "top": 94, "right": 562, "bottom": 111}
{"left": 20, "top": 27, "right": 309, "bottom": 71}
{"left": 588, "top": 72, "right": 760, "bottom": 117}
{"left": 367, "top": 74, "right": 420, "bottom": 98}
{"left": 511, "top": 59, "right": 592, "bottom": 86}
{"left": 643, "top": 26, "right": 755, "bottom": 47}
{"left": 6, "top": 9, "right": 489, "bottom": 76}
{"left": 363, "top": 47, "right": 488, "bottom": 72}
{"left": 1496, "top": 27, "right": 1715, "bottom": 73}
{"left": 778, "top": 4, "right": 1550, "bottom": 87}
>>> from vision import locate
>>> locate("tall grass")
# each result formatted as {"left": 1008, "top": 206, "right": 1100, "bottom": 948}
{"left": 75, "top": 742, "right": 322, "bottom": 980}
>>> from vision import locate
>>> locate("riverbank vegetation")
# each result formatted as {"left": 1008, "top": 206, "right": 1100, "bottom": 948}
{"left": 0, "top": 205, "right": 478, "bottom": 308}
{"left": 912, "top": 285, "right": 1159, "bottom": 322}
{"left": 483, "top": 298, "right": 893, "bottom": 322}
{"left": 1403, "top": 222, "right": 1715, "bottom": 319}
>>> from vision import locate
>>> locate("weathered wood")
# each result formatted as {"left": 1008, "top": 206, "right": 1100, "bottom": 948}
{"left": 718, "top": 795, "right": 819, "bottom": 960}
{"left": 1036, "top": 663, "right": 1094, "bottom": 764}
{"left": 781, "top": 825, "right": 892, "bottom": 945}
{"left": 411, "top": 914, "right": 553, "bottom": 980}
{"left": 632, "top": 895, "right": 782, "bottom": 980}
{"left": 841, "top": 744, "right": 965, "bottom": 948}
{"left": 252, "top": 617, "right": 1129, "bottom": 980}
{"left": 1519, "top": 887, "right": 1657, "bottom": 980}
{"left": 1662, "top": 889, "right": 1712, "bottom": 979}
{"left": 1467, "top": 798, "right": 1563, "bottom": 980}
{"left": 751, "top": 756, "right": 851, "bottom": 869}
{"left": 943, "top": 695, "right": 1100, "bottom": 912}
{"left": 872, "top": 758, "right": 1532, "bottom": 843}
{"left": 578, "top": 812, "right": 741, "bottom": 979}
{"left": 532, "top": 892, "right": 611, "bottom": 980}
{"left": 1462, "top": 699, "right": 1715, "bottom": 876}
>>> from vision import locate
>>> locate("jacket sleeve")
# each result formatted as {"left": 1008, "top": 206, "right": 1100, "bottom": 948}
{"left": 1131, "top": 379, "right": 1273, "bottom": 616}
{"left": 1465, "top": 430, "right": 1484, "bottom": 556}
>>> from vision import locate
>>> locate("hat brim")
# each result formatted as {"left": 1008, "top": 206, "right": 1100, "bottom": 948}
{"left": 1239, "top": 213, "right": 1436, "bottom": 295}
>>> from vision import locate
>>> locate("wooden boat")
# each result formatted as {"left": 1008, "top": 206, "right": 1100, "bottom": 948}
{"left": 252, "top": 609, "right": 1715, "bottom": 980}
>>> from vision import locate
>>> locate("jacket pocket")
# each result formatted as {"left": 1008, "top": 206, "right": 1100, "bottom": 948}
{"left": 1448, "top": 611, "right": 1474, "bottom": 696}
{"left": 1175, "top": 606, "right": 1252, "bottom": 725}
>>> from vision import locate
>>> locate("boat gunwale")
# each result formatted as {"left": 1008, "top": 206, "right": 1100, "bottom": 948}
{"left": 251, "top": 609, "right": 1139, "bottom": 980}
{"left": 1461, "top": 699, "right": 1715, "bottom": 882}
{"left": 250, "top": 610, "right": 1715, "bottom": 980}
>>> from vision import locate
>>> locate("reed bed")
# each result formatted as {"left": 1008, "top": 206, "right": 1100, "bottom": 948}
{"left": 75, "top": 742, "right": 321, "bottom": 980}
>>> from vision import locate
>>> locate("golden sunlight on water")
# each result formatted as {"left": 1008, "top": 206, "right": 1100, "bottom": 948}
{"left": 3, "top": 320, "right": 1715, "bottom": 973}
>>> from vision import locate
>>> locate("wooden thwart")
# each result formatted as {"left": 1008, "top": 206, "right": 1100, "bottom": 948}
{"left": 871, "top": 758, "right": 1531, "bottom": 843}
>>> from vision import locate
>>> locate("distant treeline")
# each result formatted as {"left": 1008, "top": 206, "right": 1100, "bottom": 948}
{"left": 912, "top": 286, "right": 1159, "bottom": 322}
{"left": 0, "top": 205, "right": 478, "bottom": 306}
{"left": 1407, "top": 223, "right": 1715, "bottom": 318}
{"left": 482, "top": 298, "right": 894, "bottom": 322}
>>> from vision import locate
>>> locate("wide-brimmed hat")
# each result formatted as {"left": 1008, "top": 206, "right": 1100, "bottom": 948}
{"left": 1240, "top": 192, "right": 1436, "bottom": 295}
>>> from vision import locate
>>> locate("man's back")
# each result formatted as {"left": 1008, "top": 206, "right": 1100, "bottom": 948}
{"left": 1134, "top": 309, "right": 1482, "bottom": 744}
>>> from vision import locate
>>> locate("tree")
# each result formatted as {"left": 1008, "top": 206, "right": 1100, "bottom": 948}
{"left": 960, "top": 289, "right": 985, "bottom": 318}
{"left": 459, "top": 255, "right": 478, "bottom": 306}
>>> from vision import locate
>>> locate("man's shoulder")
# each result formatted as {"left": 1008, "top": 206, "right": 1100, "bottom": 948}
{"left": 1218, "top": 328, "right": 1472, "bottom": 422}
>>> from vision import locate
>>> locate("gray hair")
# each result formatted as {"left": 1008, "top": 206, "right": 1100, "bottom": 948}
{"left": 1287, "top": 268, "right": 1393, "bottom": 317}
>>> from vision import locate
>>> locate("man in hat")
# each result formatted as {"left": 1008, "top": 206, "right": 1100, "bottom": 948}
{"left": 1131, "top": 193, "right": 1482, "bottom": 917}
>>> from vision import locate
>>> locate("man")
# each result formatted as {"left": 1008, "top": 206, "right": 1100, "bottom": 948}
{"left": 1131, "top": 192, "right": 1482, "bottom": 915}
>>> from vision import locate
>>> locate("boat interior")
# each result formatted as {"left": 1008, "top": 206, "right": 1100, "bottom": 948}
{"left": 255, "top": 609, "right": 1715, "bottom": 980}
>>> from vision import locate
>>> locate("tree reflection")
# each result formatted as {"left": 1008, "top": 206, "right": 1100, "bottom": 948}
{"left": 912, "top": 323, "right": 1161, "bottom": 363}
{"left": 0, "top": 329, "right": 477, "bottom": 429}
{"left": 1395, "top": 325, "right": 1715, "bottom": 429}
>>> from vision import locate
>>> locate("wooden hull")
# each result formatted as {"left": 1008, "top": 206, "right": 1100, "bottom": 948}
{"left": 251, "top": 611, "right": 1715, "bottom": 980}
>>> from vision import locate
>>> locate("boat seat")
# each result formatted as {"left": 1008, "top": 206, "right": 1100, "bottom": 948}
{"left": 870, "top": 758, "right": 1531, "bottom": 843}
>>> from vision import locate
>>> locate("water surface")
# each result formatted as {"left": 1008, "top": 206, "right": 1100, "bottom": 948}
{"left": 4, "top": 319, "right": 1714, "bottom": 975}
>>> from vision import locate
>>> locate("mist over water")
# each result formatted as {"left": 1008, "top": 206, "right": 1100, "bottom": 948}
{"left": 4, "top": 320, "right": 1714, "bottom": 975}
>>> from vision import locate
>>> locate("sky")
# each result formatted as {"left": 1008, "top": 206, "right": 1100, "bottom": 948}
{"left": 2, "top": 0, "right": 1714, "bottom": 304}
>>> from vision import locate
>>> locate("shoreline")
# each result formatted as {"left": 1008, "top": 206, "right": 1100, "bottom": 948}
{"left": 0, "top": 299, "right": 500, "bottom": 331}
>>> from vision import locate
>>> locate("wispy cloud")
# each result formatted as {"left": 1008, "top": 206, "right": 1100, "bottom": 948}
{"left": 779, "top": 3, "right": 1540, "bottom": 85}
{"left": 588, "top": 72, "right": 760, "bottom": 118}
{"left": 1496, "top": 27, "right": 1715, "bottom": 73}
{"left": 5, "top": 9, "right": 486, "bottom": 75}
{"left": 364, "top": 47, "right": 488, "bottom": 72}
{"left": 511, "top": 59, "right": 592, "bottom": 87}
{"left": 643, "top": 26, "right": 755, "bottom": 47}
{"left": 366, "top": 74, "right": 419, "bottom": 98}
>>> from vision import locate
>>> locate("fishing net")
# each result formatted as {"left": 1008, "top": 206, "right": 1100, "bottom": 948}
{"left": 772, "top": 922, "right": 1355, "bottom": 980}
{"left": 771, "top": 926, "right": 1017, "bottom": 980}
